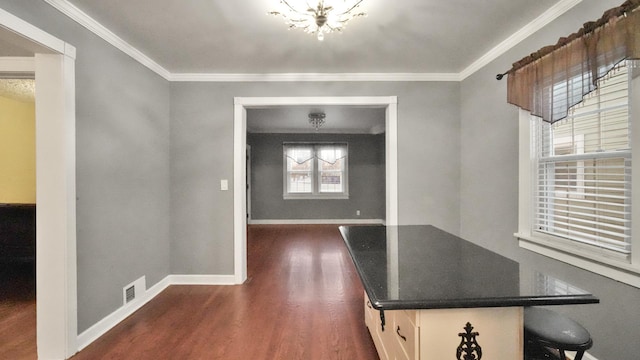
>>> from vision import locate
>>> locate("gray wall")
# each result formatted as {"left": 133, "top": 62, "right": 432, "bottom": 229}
{"left": 170, "top": 81, "right": 461, "bottom": 274}
{"left": 247, "top": 132, "right": 385, "bottom": 221}
{"left": 0, "top": 0, "right": 172, "bottom": 332}
{"left": 459, "top": 0, "right": 640, "bottom": 359}
{"left": 15, "top": 2, "right": 638, "bottom": 355}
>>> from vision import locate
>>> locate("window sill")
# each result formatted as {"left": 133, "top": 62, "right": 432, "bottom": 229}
{"left": 516, "top": 232, "right": 640, "bottom": 289}
{"left": 283, "top": 194, "right": 349, "bottom": 200}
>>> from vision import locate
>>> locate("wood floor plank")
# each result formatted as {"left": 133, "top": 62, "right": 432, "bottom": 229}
{"left": 0, "top": 262, "right": 37, "bottom": 360}
{"left": 71, "top": 224, "right": 379, "bottom": 359}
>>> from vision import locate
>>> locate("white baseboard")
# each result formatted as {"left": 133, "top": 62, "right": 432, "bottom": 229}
{"left": 168, "top": 274, "right": 237, "bottom": 285}
{"left": 76, "top": 275, "right": 171, "bottom": 351}
{"left": 248, "top": 219, "right": 385, "bottom": 225}
{"left": 75, "top": 273, "right": 601, "bottom": 360}
{"left": 76, "top": 273, "right": 236, "bottom": 351}
{"left": 568, "top": 351, "right": 598, "bottom": 360}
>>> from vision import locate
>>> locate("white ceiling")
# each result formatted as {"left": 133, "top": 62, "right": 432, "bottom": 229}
{"left": 0, "top": 79, "right": 35, "bottom": 103}
{"left": 247, "top": 106, "right": 386, "bottom": 134}
{"left": 61, "top": 0, "right": 561, "bottom": 74}
{"left": 1, "top": 0, "right": 567, "bottom": 133}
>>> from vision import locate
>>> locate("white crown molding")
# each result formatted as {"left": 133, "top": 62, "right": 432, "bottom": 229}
{"left": 169, "top": 72, "right": 460, "bottom": 82}
{"left": 459, "top": 0, "right": 583, "bottom": 80}
{"left": 43, "top": 0, "right": 171, "bottom": 80}
{"left": 43, "top": 0, "right": 580, "bottom": 82}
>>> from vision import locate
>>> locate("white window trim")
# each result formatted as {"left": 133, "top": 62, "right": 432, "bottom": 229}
{"left": 283, "top": 143, "right": 349, "bottom": 200}
{"left": 516, "top": 69, "right": 640, "bottom": 290}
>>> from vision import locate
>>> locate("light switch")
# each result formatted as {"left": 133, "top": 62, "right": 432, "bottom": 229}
{"left": 220, "top": 179, "right": 228, "bottom": 191}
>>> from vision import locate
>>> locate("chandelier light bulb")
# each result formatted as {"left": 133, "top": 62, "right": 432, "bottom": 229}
{"left": 269, "top": 0, "right": 366, "bottom": 41}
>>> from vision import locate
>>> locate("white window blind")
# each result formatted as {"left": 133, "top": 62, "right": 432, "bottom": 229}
{"left": 317, "top": 145, "right": 347, "bottom": 193}
{"left": 534, "top": 61, "right": 632, "bottom": 255}
{"left": 286, "top": 146, "right": 314, "bottom": 194}
{"left": 284, "top": 143, "right": 348, "bottom": 198}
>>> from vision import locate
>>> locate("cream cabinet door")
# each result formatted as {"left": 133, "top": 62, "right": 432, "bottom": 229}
{"left": 418, "top": 307, "right": 523, "bottom": 360}
{"left": 393, "top": 310, "right": 419, "bottom": 360}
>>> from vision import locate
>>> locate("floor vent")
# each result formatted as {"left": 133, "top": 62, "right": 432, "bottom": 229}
{"left": 123, "top": 276, "right": 146, "bottom": 306}
{"left": 125, "top": 285, "right": 135, "bottom": 303}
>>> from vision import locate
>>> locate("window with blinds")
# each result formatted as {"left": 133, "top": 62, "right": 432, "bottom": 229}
{"left": 283, "top": 143, "right": 348, "bottom": 199}
{"left": 533, "top": 61, "right": 632, "bottom": 255}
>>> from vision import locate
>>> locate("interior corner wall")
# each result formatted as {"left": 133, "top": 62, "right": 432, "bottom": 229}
{"left": 170, "top": 81, "right": 461, "bottom": 275}
{"left": 247, "top": 132, "right": 386, "bottom": 221}
{"left": 0, "top": 0, "right": 172, "bottom": 333}
{"left": 0, "top": 95, "right": 35, "bottom": 204}
{"left": 459, "top": 1, "right": 640, "bottom": 359}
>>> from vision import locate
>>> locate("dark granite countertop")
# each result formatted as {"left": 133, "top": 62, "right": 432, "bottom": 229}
{"left": 340, "top": 225, "right": 599, "bottom": 310}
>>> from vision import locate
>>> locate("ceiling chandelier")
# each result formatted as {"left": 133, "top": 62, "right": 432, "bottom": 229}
{"left": 308, "top": 112, "right": 326, "bottom": 131}
{"left": 269, "top": 0, "right": 367, "bottom": 41}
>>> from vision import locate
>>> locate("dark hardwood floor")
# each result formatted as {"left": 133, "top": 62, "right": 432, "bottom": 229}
{"left": 71, "top": 224, "right": 379, "bottom": 359}
{"left": 0, "top": 261, "right": 36, "bottom": 360}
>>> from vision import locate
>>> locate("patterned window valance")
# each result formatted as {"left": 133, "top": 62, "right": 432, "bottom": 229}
{"left": 285, "top": 144, "right": 347, "bottom": 165}
{"left": 501, "top": 0, "right": 640, "bottom": 123}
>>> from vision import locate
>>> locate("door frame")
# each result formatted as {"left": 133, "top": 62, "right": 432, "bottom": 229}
{"left": 0, "top": 8, "right": 78, "bottom": 359}
{"left": 246, "top": 144, "right": 252, "bottom": 222}
{"left": 233, "top": 96, "right": 398, "bottom": 284}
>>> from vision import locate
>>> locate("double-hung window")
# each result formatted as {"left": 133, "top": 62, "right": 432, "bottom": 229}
{"left": 283, "top": 143, "right": 348, "bottom": 199}
{"left": 517, "top": 60, "right": 640, "bottom": 287}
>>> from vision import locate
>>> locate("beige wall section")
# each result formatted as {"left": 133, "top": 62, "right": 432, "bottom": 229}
{"left": 0, "top": 95, "right": 35, "bottom": 203}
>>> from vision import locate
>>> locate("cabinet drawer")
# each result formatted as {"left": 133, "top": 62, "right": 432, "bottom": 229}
{"left": 394, "top": 309, "right": 418, "bottom": 360}
{"left": 402, "top": 309, "right": 417, "bottom": 327}
{"left": 364, "top": 300, "right": 375, "bottom": 331}
{"left": 364, "top": 292, "right": 397, "bottom": 360}
{"left": 375, "top": 311, "right": 396, "bottom": 360}
{"left": 364, "top": 292, "right": 375, "bottom": 325}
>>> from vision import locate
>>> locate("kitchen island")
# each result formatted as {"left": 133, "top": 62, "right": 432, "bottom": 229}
{"left": 339, "top": 225, "right": 599, "bottom": 360}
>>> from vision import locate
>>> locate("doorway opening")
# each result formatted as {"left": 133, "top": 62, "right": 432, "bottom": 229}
{"left": 1, "top": 9, "right": 78, "bottom": 359}
{"left": 0, "top": 73, "right": 36, "bottom": 358}
{"left": 233, "top": 96, "right": 398, "bottom": 284}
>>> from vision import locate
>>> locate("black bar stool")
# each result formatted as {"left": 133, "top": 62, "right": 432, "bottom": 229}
{"left": 524, "top": 307, "right": 593, "bottom": 360}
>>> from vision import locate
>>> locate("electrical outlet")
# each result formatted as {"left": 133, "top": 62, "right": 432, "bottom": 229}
{"left": 356, "top": 210, "right": 361, "bottom": 216}
{"left": 220, "top": 179, "right": 228, "bottom": 191}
